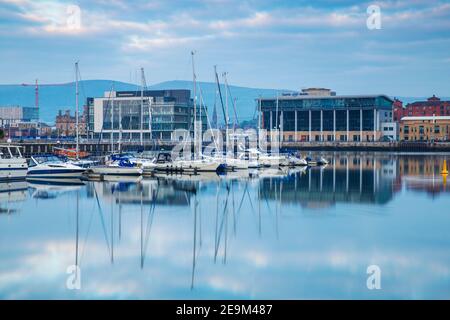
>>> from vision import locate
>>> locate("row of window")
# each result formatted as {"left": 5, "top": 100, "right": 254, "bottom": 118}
{"left": 263, "top": 110, "right": 380, "bottom": 131}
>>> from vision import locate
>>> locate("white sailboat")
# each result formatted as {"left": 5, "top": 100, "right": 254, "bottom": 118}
{"left": 181, "top": 51, "right": 223, "bottom": 173}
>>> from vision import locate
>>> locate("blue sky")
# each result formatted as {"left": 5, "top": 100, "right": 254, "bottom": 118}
{"left": 0, "top": 0, "right": 449, "bottom": 96}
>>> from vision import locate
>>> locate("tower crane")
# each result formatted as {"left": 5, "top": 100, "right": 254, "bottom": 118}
{"left": 21, "top": 79, "right": 71, "bottom": 114}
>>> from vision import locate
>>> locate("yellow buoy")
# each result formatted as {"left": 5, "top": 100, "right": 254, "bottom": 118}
{"left": 441, "top": 159, "right": 449, "bottom": 175}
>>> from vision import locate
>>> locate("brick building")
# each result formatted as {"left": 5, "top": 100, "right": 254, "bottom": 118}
{"left": 399, "top": 116, "right": 450, "bottom": 142}
{"left": 395, "top": 96, "right": 450, "bottom": 120}
{"left": 55, "top": 108, "right": 87, "bottom": 137}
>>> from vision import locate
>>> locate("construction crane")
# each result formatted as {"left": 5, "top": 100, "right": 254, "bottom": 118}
{"left": 21, "top": 79, "right": 71, "bottom": 113}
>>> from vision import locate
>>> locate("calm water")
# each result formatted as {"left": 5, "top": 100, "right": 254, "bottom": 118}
{"left": 1, "top": 152, "right": 450, "bottom": 299}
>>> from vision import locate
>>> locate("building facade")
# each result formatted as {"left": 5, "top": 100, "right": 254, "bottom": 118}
{"left": 86, "top": 89, "right": 207, "bottom": 141}
{"left": 399, "top": 116, "right": 450, "bottom": 141}
{"left": 396, "top": 96, "right": 450, "bottom": 119}
{"left": 0, "top": 106, "right": 39, "bottom": 125}
{"left": 55, "top": 109, "right": 87, "bottom": 137}
{"left": 258, "top": 90, "right": 394, "bottom": 142}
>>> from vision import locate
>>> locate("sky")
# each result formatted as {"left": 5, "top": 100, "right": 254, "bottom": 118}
{"left": 0, "top": 0, "right": 449, "bottom": 97}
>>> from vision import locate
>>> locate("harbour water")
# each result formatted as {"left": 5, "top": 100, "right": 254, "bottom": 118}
{"left": 1, "top": 152, "right": 449, "bottom": 299}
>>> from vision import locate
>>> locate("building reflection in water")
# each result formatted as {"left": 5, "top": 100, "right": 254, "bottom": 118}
{"left": 398, "top": 155, "right": 450, "bottom": 197}
{"left": 259, "top": 152, "right": 399, "bottom": 208}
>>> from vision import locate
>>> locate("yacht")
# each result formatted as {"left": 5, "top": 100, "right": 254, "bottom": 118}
{"left": 0, "top": 145, "right": 28, "bottom": 181}
{"left": 27, "top": 155, "right": 86, "bottom": 179}
{"left": 176, "top": 157, "right": 225, "bottom": 173}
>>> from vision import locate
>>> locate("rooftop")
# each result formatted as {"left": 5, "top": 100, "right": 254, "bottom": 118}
{"left": 401, "top": 116, "right": 450, "bottom": 121}
{"left": 260, "top": 94, "right": 394, "bottom": 102}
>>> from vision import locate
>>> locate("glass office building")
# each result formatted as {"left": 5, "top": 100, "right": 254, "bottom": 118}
{"left": 87, "top": 89, "right": 207, "bottom": 141}
{"left": 258, "top": 94, "right": 394, "bottom": 142}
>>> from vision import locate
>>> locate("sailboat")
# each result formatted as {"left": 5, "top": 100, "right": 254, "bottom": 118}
{"left": 88, "top": 74, "right": 145, "bottom": 177}
{"left": 177, "top": 51, "right": 224, "bottom": 173}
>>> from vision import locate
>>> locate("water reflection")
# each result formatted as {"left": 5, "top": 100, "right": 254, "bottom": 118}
{"left": 0, "top": 152, "right": 450, "bottom": 299}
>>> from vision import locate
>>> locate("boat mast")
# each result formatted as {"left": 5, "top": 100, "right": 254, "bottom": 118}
{"left": 75, "top": 62, "right": 79, "bottom": 160}
{"left": 191, "top": 51, "right": 197, "bottom": 160}
{"left": 223, "top": 72, "right": 229, "bottom": 156}
{"left": 118, "top": 84, "right": 122, "bottom": 153}
{"left": 257, "top": 95, "right": 261, "bottom": 150}
{"left": 140, "top": 67, "right": 145, "bottom": 146}
{"left": 111, "top": 81, "right": 115, "bottom": 153}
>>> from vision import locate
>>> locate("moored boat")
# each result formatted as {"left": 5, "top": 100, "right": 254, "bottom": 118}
{"left": 0, "top": 145, "right": 28, "bottom": 181}
{"left": 27, "top": 155, "right": 86, "bottom": 179}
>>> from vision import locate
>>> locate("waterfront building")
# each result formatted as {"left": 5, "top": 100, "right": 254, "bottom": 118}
{"left": 396, "top": 96, "right": 450, "bottom": 119}
{"left": 0, "top": 106, "right": 39, "bottom": 126}
{"left": 258, "top": 89, "right": 394, "bottom": 142}
{"left": 393, "top": 98, "right": 404, "bottom": 122}
{"left": 55, "top": 109, "right": 87, "bottom": 137}
{"left": 86, "top": 89, "right": 207, "bottom": 141}
{"left": 4, "top": 121, "right": 51, "bottom": 138}
{"left": 399, "top": 116, "right": 450, "bottom": 141}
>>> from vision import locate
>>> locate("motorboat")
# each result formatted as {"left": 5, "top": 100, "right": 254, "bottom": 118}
{"left": 0, "top": 145, "right": 28, "bottom": 181}
{"left": 27, "top": 155, "right": 86, "bottom": 179}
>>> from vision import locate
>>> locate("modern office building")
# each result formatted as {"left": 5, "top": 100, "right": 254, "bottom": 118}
{"left": 258, "top": 89, "right": 394, "bottom": 142}
{"left": 86, "top": 89, "right": 207, "bottom": 141}
{"left": 399, "top": 116, "right": 450, "bottom": 141}
{"left": 0, "top": 106, "right": 39, "bottom": 126}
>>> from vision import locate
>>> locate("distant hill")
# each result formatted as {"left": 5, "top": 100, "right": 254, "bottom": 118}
{"left": 0, "top": 79, "right": 285, "bottom": 123}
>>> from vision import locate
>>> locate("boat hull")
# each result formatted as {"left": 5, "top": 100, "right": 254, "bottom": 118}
{"left": 0, "top": 159, "right": 28, "bottom": 181}
{"left": 27, "top": 168, "right": 86, "bottom": 179}
{"left": 89, "top": 166, "right": 143, "bottom": 176}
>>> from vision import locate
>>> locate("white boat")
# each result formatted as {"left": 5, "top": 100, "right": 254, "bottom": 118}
{"left": 175, "top": 158, "right": 223, "bottom": 172}
{"left": 226, "top": 154, "right": 260, "bottom": 170}
{"left": 286, "top": 155, "right": 308, "bottom": 166}
{"left": 89, "top": 165, "right": 143, "bottom": 176}
{"left": 0, "top": 145, "right": 28, "bottom": 181}
{"left": 88, "top": 154, "right": 143, "bottom": 176}
{"left": 246, "top": 148, "right": 289, "bottom": 167}
{"left": 67, "top": 159, "right": 99, "bottom": 168}
{"left": 27, "top": 155, "right": 86, "bottom": 179}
